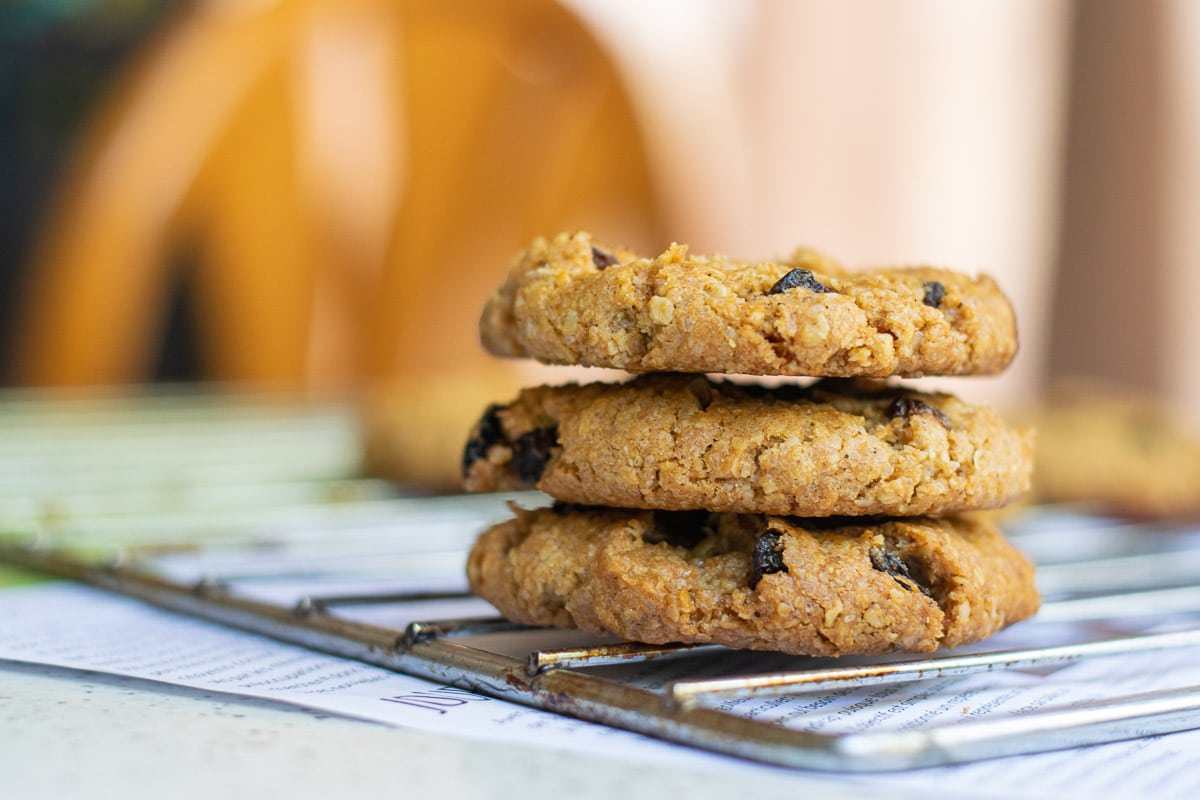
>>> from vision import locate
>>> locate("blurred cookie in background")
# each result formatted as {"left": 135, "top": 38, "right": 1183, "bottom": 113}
{"left": 359, "top": 365, "right": 525, "bottom": 493}
{"left": 1028, "top": 380, "right": 1200, "bottom": 520}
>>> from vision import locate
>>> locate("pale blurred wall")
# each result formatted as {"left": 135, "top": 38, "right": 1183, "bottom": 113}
{"left": 1162, "top": 0, "right": 1200, "bottom": 429}
{"left": 1049, "top": 0, "right": 1200, "bottom": 427}
{"left": 1050, "top": 0, "right": 1200, "bottom": 424}
{"left": 1051, "top": 0, "right": 1168, "bottom": 395}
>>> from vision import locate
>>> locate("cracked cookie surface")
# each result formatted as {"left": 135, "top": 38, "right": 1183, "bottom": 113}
{"left": 479, "top": 231, "right": 1018, "bottom": 378}
{"left": 462, "top": 373, "right": 1033, "bottom": 517}
{"left": 467, "top": 505, "right": 1040, "bottom": 656}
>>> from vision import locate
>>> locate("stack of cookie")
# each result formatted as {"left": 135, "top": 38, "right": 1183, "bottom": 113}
{"left": 460, "top": 232, "right": 1039, "bottom": 656}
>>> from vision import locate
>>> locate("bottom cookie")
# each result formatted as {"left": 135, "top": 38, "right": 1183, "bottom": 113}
{"left": 467, "top": 505, "right": 1039, "bottom": 656}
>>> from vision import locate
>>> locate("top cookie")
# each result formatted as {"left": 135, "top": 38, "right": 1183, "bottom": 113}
{"left": 480, "top": 232, "right": 1018, "bottom": 378}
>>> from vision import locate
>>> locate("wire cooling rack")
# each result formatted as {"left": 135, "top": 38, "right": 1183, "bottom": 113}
{"left": 3, "top": 388, "right": 1200, "bottom": 772}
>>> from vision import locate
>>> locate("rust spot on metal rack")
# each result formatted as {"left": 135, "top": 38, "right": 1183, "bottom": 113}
{"left": 505, "top": 673, "right": 531, "bottom": 692}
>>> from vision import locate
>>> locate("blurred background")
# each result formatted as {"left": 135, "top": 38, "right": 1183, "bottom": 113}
{"left": 1, "top": 0, "right": 1198, "bottom": 489}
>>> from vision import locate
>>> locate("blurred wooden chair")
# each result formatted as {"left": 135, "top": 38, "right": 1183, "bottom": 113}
{"left": 12, "top": 0, "right": 662, "bottom": 393}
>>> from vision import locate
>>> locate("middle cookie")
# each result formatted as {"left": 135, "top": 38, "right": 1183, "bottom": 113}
{"left": 463, "top": 373, "right": 1033, "bottom": 517}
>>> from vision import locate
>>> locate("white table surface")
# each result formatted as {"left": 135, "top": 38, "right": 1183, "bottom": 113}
{"left": 1, "top": 660, "right": 885, "bottom": 800}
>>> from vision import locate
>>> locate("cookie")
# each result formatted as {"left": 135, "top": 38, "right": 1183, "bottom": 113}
{"left": 479, "top": 231, "right": 1018, "bottom": 378}
{"left": 462, "top": 373, "right": 1033, "bottom": 517}
{"left": 1028, "top": 383, "right": 1200, "bottom": 519}
{"left": 467, "top": 505, "right": 1040, "bottom": 655}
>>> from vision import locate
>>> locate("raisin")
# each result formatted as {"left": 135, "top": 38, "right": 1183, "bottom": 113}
{"left": 869, "top": 545, "right": 930, "bottom": 596}
{"left": 461, "top": 404, "right": 506, "bottom": 478}
{"left": 923, "top": 280, "right": 946, "bottom": 308}
{"left": 650, "top": 509, "right": 712, "bottom": 548}
{"left": 887, "top": 396, "right": 951, "bottom": 428}
{"left": 591, "top": 246, "right": 618, "bottom": 270}
{"left": 510, "top": 426, "right": 559, "bottom": 483}
{"left": 768, "top": 268, "right": 831, "bottom": 295}
{"left": 750, "top": 529, "right": 788, "bottom": 588}
{"left": 687, "top": 376, "right": 714, "bottom": 411}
